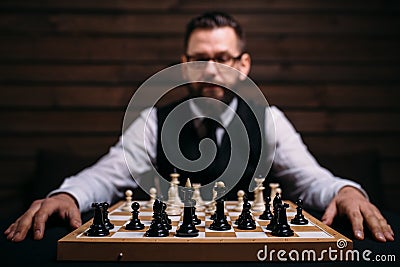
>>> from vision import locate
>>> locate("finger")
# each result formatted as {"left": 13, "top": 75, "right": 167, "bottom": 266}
{"left": 321, "top": 200, "right": 337, "bottom": 226}
{"left": 10, "top": 214, "right": 34, "bottom": 242}
{"left": 32, "top": 202, "right": 56, "bottom": 240}
{"left": 10, "top": 201, "right": 43, "bottom": 242}
{"left": 361, "top": 209, "right": 386, "bottom": 242}
{"left": 387, "top": 224, "right": 394, "bottom": 237}
{"left": 348, "top": 209, "right": 364, "bottom": 240}
{"left": 376, "top": 215, "right": 394, "bottom": 241}
{"left": 67, "top": 205, "right": 82, "bottom": 229}
{"left": 4, "top": 223, "right": 14, "bottom": 235}
{"left": 4, "top": 223, "right": 17, "bottom": 240}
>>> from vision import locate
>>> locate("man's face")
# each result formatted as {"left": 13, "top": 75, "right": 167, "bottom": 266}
{"left": 182, "top": 27, "right": 251, "bottom": 112}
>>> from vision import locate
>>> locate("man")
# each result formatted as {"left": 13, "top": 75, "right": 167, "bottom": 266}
{"left": 4, "top": 11, "right": 393, "bottom": 243}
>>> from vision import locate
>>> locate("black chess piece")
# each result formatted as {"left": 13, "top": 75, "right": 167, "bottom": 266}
{"left": 192, "top": 203, "right": 201, "bottom": 225}
{"left": 102, "top": 202, "right": 114, "bottom": 230}
{"left": 209, "top": 183, "right": 231, "bottom": 231}
{"left": 273, "top": 192, "right": 282, "bottom": 208}
{"left": 161, "top": 202, "right": 172, "bottom": 225}
{"left": 145, "top": 199, "right": 169, "bottom": 237}
{"left": 175, "top": 184, "right": 199, "bottom": 237}
{"left": 266, "top": 192, "right": 282, "bottom": 230}
{"left": 161, "top": 201, "right": 172, "bottom": 230}
{"left": 271, "top": 203, "right": 294, "bottom": 237}
{"left": 237, "top": 198, "right": 256, "bottom": 230}
{"left": 234, "top": 194, "right": 248, "bottom": 225}
{"left": 290, "top": 199, "right": 309, "bottom": 225}
{"left": 259, "top": 196, "right": 273, "bottom": 220}
{"left": 210, "top": 211, "right": 216, "bottom": 221}
{"left": 125, "top": 202, "right": 145, "bottom": 230}
{"left": 86, "top": 202, "right": 110, "bottom": 237}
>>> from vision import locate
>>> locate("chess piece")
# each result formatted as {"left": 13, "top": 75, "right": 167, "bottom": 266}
{"left": 269, "top": 183, "right": 280, "bottom": 205}
{"left": 290, "top": 199, "right": 309, "bottom": 225}
{"left": 271, "top": 203, "right": 294, "bottom": 237}
{"left": 167, "top": 170, "right": 183, "bottom": 206}
{"left": 121, "top": 189, "right": 133, "bottom": 211}
{"left": 209, "top": 181, "right": 231, "bottom": 231}
{"left": 125, "top": 202, "right": 145, "bottom": 230}
{"left": 166, "top": 171, "right": 183, "bottom": 215}
{"left": 161, "top": 201, "right": 172, "bottom": 230}
{"left": 147, "top": 187, "right": 157, "bottom": 209}
{"left": 175, "top": 178, "right": 199, "bottom": 237}
{"left": 251, "top": 176, "right": 266, "bottom": 212}
{"left": 86, "top": 202, "right": 109, "bottom": 237}
{"left": 145, "top": 199, "right": 169, "bottom": 237}
{"left": 272, "top": 191, "right": 282, "bottom": 208}
{"left": 102, "top": 202, "right": 114, "bottom": 230}
{"left": 237, "top": 198, "right": 256, "bottom": 230}
{"left": 206, "top": 181, "right": 218, "bottom": 216}
{"left": 234, "top": 190, "right": 245, "bottom": 212}
{"left": 259, "top": 196, "right": 273, "bottom": 220}
{"left": 266, "top": 192, "right": 282, "bottom": 231}
{"left": 192, "top": 183, "right": 205, "bottom": 211}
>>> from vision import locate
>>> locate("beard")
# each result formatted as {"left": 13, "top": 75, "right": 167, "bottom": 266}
{"left": 186, "top": 83, "right": 236, "bottom": 116}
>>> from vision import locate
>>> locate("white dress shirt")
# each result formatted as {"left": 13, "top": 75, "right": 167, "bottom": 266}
{"left": 50, "top": 99, "right": 366, "bottom": 212}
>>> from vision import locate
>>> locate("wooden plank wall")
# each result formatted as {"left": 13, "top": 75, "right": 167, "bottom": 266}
{"left": 0, "top": 0, "right": 399, "bottom": 217}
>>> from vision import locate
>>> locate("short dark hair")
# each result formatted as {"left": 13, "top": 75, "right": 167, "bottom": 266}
{"left": 184, "top": 11, "right": 245, "bottom": 52}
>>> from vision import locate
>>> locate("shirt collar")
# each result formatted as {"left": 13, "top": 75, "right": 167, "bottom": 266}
{"left": 189, "top": 97, "right": 238, "bottom": 128}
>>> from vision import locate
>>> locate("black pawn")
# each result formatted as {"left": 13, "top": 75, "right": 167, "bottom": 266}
{"left": 290, "top": 199, "right": 309, "bottom": 225}
{"left": 86, "top": 202, "right": 109, "bottom": 237}
{"left": 102, "top": 202, "right": 114, "bottom": 230}
{"left": 237, "top": 199, "right": 256, "bottom": 230}
{"left": 192, "top": 205, "right": 201, "bottom": 225}
{"left": 176, "top": 186, "right": 199, "bottom": 237}
{"left": 161, "top": 202, "right": 172, "bottom": 230}
{"left": 273, "top": 192, "right": 282, "bottom": 208}
{"left": 145, "top": 199, "right": 169, "bottom": 237}
{"left": 209, "top": 184, "right": 231, "bottom": 231}
{"left": 125, "top": 202, "right": 145, "bottom": 230}
{"left": 234, "top": 194, "right": 248, "bottom": 225}
{"left": 210, "top": 211, "right": 216, "bottom": 221}
{"left": 162, "top": 202, "right": 172, "bottom": 225}
{"left": 271, "top": 203, "right": 294, "bottom": 237}
{"left": 259, "top": 196, "right": 274, "bottom": 220}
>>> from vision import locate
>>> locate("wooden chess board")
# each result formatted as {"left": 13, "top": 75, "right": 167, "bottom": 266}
{"left": 57, "top": 200, "right": 353, "bottom": 262}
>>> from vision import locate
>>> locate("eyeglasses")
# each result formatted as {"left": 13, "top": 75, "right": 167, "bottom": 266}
{"left": 185, "top": 52, "right": 244, "bottom": 65}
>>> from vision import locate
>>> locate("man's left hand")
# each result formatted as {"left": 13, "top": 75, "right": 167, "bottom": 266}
{"left": 322, "top": 186, "right": 394, "bottom": 242}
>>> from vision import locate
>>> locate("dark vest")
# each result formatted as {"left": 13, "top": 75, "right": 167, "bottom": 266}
{"left": 156, "top": 97, "right": 267, "bottom": 200}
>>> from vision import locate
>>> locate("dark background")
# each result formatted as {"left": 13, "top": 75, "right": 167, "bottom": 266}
{"left": 0, "top": 0, "right": 399, "bottom": 219}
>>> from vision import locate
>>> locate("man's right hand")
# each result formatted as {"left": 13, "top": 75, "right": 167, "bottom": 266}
{"left": 4, "top": 193, "right": 81, "bottom": 242}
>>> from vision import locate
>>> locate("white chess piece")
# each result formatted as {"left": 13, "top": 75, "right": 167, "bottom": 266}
{"left": 234, "top": 190, "right": 245, "bottom": 211}
{"left": 251, "top": 177, "right": 265, "bottom": 212}
{"left": 192, "top": 183, "right": 205, "bottom": 211}
{"left": 269, "top": 183, "right": 280, "bottom": 205}
{"left": 206, "top": 181, "right": 219, "bottom": 213}
{"left": 147, "top": 187, "right": 157, "bottom": 209}
{"left": 121, "top": 189, "right": 133, "bottom": 211}
{"left": 167, "top": 172, "right": 183, "bottom": 207}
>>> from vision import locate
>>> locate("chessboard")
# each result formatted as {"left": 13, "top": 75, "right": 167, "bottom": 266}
{"left": 57, "top": 200, "right": 353, "bottom": 262}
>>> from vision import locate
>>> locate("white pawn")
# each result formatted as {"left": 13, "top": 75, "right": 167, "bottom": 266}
{"left": 206, "top": 181, "right": 218, "bottom": 213}
{"left": 192, "top": 183, "right": 205, "bottom": 211}
{"left": 168, "top": 171, "right": 183, "bottom": 207}
{"left": 251, "top": 177, "right": 266, "bottom": 212}
{"left": 234, "top": 190, "right": 245, "bottom": 212}
{"left": 147, "top": 187, "right": 157, "bottom": 209}
{"left": 121, "top": 189, "right": 133, "bottom": 211}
